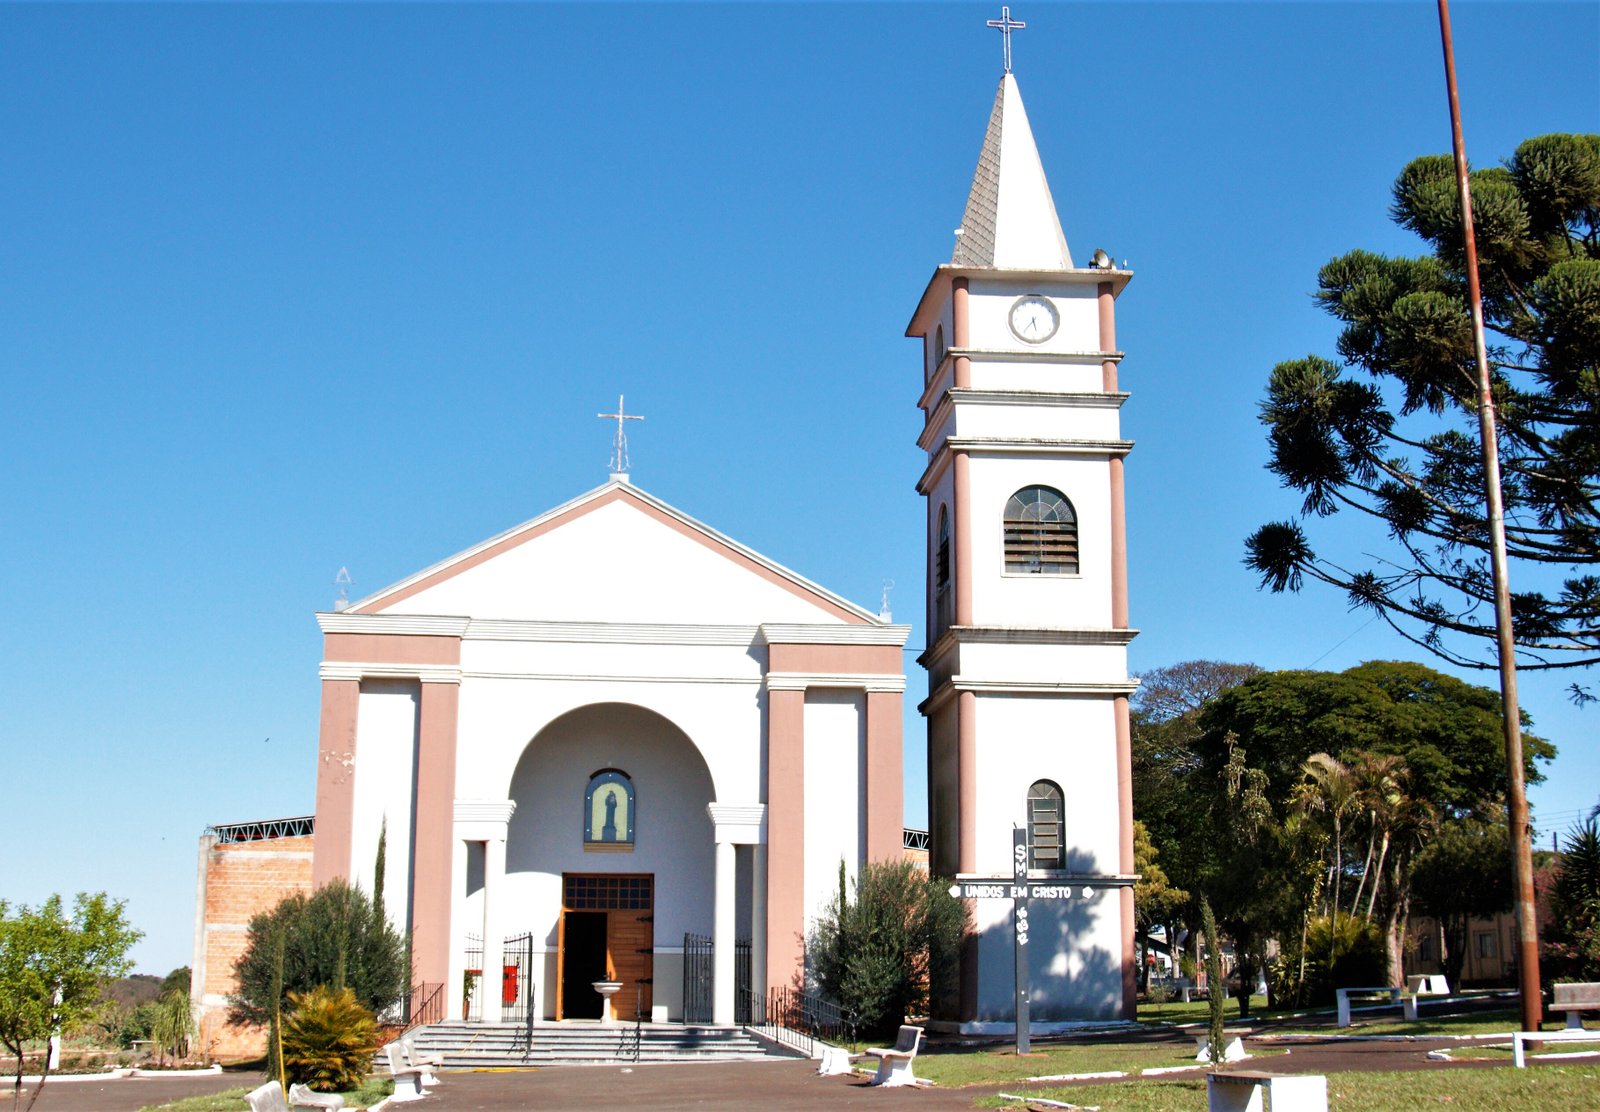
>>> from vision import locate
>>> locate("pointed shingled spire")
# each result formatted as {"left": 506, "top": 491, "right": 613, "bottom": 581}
{"left": 951, "top": 73, "right": 1073, "bottom": 270}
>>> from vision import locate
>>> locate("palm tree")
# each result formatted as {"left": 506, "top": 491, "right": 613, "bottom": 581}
{"left": 1346, "top": 752, "right": 1405, "bottom": 919}
{"left": 1294, "top": 753, "right": 1358, "bottom": 920}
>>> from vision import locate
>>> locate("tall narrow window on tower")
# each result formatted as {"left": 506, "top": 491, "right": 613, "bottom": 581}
{"left": 935, "top": 507, "right": 953, "bottom": 634}
{"left": 1027, "top": 780, "right": 1066, "bottom": 869}
{"left": 1003, "top": 486, "right": 1078, "bottom": 574}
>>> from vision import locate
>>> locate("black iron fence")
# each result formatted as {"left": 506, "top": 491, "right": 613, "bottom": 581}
{"left": 741, "top": 984, "right": 857, "bottom": 1054}
{"left": 461, "top": 933, "right": 536, "bottom": 1025}
{"left": 681, "top": 933, "right": 751, "bottom": 1024}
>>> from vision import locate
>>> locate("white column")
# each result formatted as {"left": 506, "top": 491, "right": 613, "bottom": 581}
{"left": 751, "top": 843, "right": 768, "bottom": 1007}
{"left": 449, "top": 837, "right": 468, "bottom": 1022}
{"left": 713, "top": 839, "right": 737, "bottom": 1025}
{"left": 481, "top": 837, "right": 507, "bottom": 1024}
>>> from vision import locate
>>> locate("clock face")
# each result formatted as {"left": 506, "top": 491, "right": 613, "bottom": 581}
{"left": 1008, "top": 295, "right": 1060, "bottom": 344}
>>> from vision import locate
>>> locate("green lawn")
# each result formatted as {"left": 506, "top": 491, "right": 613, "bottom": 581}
{"left": 974, "top": 1065, "right": 1600, "bottom": 1111}
{"left": 138, "top": 1077, "right": 394, "bottom": 1111}
{"left": 915, "top": 1041, "right": 1282, "bottom": 1087}
{"left": 1269, "top": 1008, "right": 1528, "bottom": 1038}
{"left": 1137, "top": 995, "right": 1276, "bottom": 1024}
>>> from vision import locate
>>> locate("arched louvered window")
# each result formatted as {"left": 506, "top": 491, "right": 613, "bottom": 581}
{"left": 935, "top": 507, "right": 952, "bottom": 634}
{"left": 1027, "top": 780, "right": 1065, "bottom": 870}
{"left": 1004, "top": 486, "right": 1078, "bottom": 575}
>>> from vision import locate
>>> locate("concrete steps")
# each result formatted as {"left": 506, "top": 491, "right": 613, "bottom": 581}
{"left": 410, "top": 1021, "right": 800, "bottom": 1067}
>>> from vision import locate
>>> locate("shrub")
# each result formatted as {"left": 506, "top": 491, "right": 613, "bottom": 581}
{"left": 1542, "top": 818, "right": 1600, "bottom": 983}
{"left": 229, "top": 880, "right": 408, "bottom": 1030}
{"left": 281, "top": 986, "right": 382, "bottom": 1092}
{"left": 148, "top": 989, "right": 195, "bottom": 1065}
{"left": 808, "top": 860, "right": 969, "bottom": 1040}
{"left": 1274, "top": 914, "right": 1387, "bottom": 1006}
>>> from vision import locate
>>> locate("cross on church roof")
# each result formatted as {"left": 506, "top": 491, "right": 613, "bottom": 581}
{"left": 598, "top": 394, "right": 645, "bottom": 480}
{"left": 986, "top": 6, "right": 1026, "bottom": 73}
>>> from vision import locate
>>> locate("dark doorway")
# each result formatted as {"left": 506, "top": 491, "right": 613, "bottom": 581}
{"left": 561, "top": 911, "right": 607, "bottom": 1019}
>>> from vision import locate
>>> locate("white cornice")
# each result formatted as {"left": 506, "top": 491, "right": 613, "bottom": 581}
{"left": 319, "top": 662, "right": 463, "bottom": 684}
{"left": 917, "top": 437, "right": 1133, "bottom": 493}
{"left": 919, "top": 676, "right": 1140, "bottom": 715}
{"left": 317, "top": 613, "right": 471, "bottom": 636}
{"left": 919, "top": 390, "right": 1130, "bottom": 453}
{"left": 459, "top": 671, "right": 760, "bottom": 686}
{"left": 765, "top": 672, "right": 906, "bottom": 693}
{"left": 757, "top": 623, "right": 911, "bottom": 646}
{"left": 707, "top": 803, "right": 766, "bottom": 845}
{"left": 919, "top": 626, "right": 1139, "bottom": 674}
{"left": 454, "top": 799, "right": 517, "bottom": 823}
{"left": 467, "top": 620, "right": 759, "bottom": 646}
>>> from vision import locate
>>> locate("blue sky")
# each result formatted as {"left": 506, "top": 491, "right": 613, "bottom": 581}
{"left": 2, "top": 2, "right": 1596, "bottom": 974}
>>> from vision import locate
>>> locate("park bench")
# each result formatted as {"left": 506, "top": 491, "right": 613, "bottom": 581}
{"left": 244, "top": 1081, "right": 344, "bottom": 1112}
{"left": 866, "top": 1024, "right": 924, "bottom": 1087}
{"left": 1551, "top": 981, "right": 1600, "bottom": 1030}
{"left": 382, "top": 1042, "right": 430, "bottom": 1103}
{"left": 1176, "top": 977, "right": 1229, "bottom": 1003}
{"left": 1401, "top": 974, "right": 1450, "bottom": 1020}
{"left": 1335, "top": 985, "right": 1401, "bottom": 1027}
{"left": 396, "top": 1037, "right": 442, "bottom": 1085}
{"left": 1511, "top": 1027, "right": 1600, "bottom": 1067}
{"left": 816, "top": 1044, "right": 853, "bottom": 1076}
{"left": 1206, "top": 1070, "right": 1328, "bottom": 1112}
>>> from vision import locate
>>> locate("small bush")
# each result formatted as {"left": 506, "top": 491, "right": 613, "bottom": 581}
{"left": 281, "top": 986, "right": 382, "bottom": 1092}
{"left": 1274, "top": 914, "right": 1387, "bottom": 1006}
{"left": 809, "top": 860, "right": 969, "bottom": 1040}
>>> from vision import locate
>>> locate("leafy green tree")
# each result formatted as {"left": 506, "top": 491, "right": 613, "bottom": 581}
{"left": 1543, "top": 817, "right": 1600, "bottom": 982}
{"left": 1133, "top": 821, "right": 1187, "bottom": 990}
{"left": 228, "top": 880, "right": 407, "bottom": 1034}
{"left": 148, "top": 988, "right": 195, "bottom": 1067}
{"left": 159, "top": 967, "right": 191, "bottom": 997}
{"left": 1245, "top": 134, "right": 1600, "bottom": 688}
{"left": 1411, "top": 815, "right": 1513, "bottom": 988}
{"left": 0, "top": 893, "right": 141, "bottom": 1111}
{"left": 1195, "top": 661, "right": 1553, "bottom": 984}
{"left": 808, "top": 860, "right": 968, "bottom": 1039}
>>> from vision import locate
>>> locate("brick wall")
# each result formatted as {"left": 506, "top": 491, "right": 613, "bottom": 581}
{"left": 190, "top": 832, "right": 315, "bottom": 1061}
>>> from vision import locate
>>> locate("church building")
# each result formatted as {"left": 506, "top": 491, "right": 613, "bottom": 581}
{"left": 192, "top": 45, "right": 1138, "bottom": 1046}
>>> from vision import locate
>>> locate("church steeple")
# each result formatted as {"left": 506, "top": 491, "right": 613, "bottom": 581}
{"left": 950, "top": 73, "right": 1073, "bottom": 270}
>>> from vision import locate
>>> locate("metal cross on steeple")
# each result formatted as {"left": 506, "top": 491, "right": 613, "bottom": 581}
{"left": 987, "top": 6, "right": 1026, "bottom": 73}
{"left": 598, "top": 394, "right": 645, "bottom": 480}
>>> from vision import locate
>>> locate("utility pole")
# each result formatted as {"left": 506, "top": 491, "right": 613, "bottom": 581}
{"left": 1435, "top": 0, "right": 1542, "bottom": 1033}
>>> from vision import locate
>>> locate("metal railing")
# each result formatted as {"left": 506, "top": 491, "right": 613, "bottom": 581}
{"left": 208, "top": 816, "right": 316, "bottom": 843}
{"left": 399, "top": 982, "right": 444, "bottom": 1033}
{"left": 741, "top": 984, "right": 856, "bottom": 1055}
{"left": 903, "top": 828, "right": 930, "bottom": 851}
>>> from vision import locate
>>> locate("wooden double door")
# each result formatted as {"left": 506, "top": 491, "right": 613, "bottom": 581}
{"left": 557, "top": 873, "right": 653, "bottom": 1021}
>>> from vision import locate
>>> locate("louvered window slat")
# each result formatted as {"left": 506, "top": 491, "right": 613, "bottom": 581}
{"left": 1003, "top": 486, "right": 1079, "bottom": 575}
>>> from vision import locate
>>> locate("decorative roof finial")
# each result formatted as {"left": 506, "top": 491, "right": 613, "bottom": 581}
{"left": 334, "top": 567, "right": 352, "bottom": 612}
{"left": 598, "top": 394, "right": 645, "bottom": 482}
{"left": 987, "top": 6, "right": 1026, "bottom": 74}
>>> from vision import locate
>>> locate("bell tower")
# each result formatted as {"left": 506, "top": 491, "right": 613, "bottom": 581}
{"left": 907, "top": 69, "right": 1138, "bottom": 1027}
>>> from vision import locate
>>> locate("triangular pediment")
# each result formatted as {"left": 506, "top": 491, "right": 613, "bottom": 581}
{"left": 349, "top": 483, "right": 876, "bottom": 626}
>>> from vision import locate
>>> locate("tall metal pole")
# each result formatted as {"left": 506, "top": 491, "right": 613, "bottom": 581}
{"left": 1435, "top": 0, "right": 1542, "bottom": 1033}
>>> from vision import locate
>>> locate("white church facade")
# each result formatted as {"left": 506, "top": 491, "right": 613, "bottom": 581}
{"left": 193, "top": 56, "right": 1139, "bottom": 1042}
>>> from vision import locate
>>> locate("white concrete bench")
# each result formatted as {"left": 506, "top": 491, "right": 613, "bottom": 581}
{"left": 245, "top": 1082, "right": 344, "bottom": 1112}
{"left": 1551, "top": 982, "right": 1600, "bottom": 1030}
{"left": 816, "top": 1044, "right": 853, "bottom": 1076}
{"left": 1335, "top": 985, "right": 1401, "bottom": 1027}
{"left": 1178, "top": 977, "right": 1230, "bottom": 1003}
{"left": 1193, "top": 1034, "right": 1247, "bottom": 1062}
{"left": 397, "top": 1038, "right": 442, "bottom": 1085}
{"left": 866, "top": 1024, "right": 924, "bottom": 1087}
{"left": 1401, "top": 974, "right": 1450, "bottom": 1020}
{"left": 382, "top": 1042, "right": 430, "bottom": 1103}
{"left": 1511, "top": 1027, "right": 1600, "bottom": 1067}
{"left": 1207, "top": 1070, "right": 1328, "bottom": 1112}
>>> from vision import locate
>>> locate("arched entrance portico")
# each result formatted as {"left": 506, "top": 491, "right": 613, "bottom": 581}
{"left": 464, "top": 702, "right": 735, "bottom": 1023}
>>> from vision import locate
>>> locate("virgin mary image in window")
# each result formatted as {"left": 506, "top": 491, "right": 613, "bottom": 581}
{"left": 585, "top": 769, "right": 635, "bottom": 849}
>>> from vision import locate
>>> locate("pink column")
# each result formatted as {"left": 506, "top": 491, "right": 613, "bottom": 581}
{"left": 312, "top": 679, "right": 360, "bottom": 887}
{"left": 952, "top": 277, "right": 971, "bottom": 389}
{"left": 864, "top": 690, "right": 903, "bottom": 861}
{"left": 1115, "top": 694, "right": 1137, "bottom": 1016}
{"left": 411, "top": 680, "right": 460, "bottom": 994}
{"left": 954, "top": 452, "right": 973, "bottom": 626}
{"left": 766, "top": 688, "right": 806, "bottom": 991}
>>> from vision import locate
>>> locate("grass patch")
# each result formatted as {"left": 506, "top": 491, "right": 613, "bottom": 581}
{"left": 138, "top": 1076, "right": 393, "bottom": 1111}
{"left": 915, "top": 1040, "right": 1281, "bottom": 1087}
{"left": 1136, "top": 995, "right": 1276, "bottom": 1025}
{"left": 975, "top": 1064, "right": 1600, "bottom": 1111}
{"left": 1271, "top": 1008, "right": 1525, "bottom": 1038}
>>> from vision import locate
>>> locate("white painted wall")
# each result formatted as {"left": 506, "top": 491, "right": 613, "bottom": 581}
{"left": 388, "top": 500, "right": 851, "bottom": 626}
{"left": 802, "top": 691, "right": 866, "bottom": 929}
{"left": 966, "top": 279, "right": 1101, "bottom": 353}
{"left": 350, "top": 679, "right": 419, "bottom": 936}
